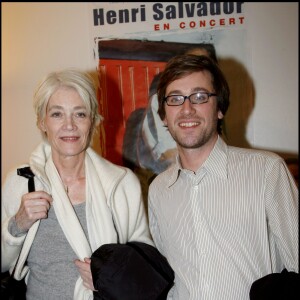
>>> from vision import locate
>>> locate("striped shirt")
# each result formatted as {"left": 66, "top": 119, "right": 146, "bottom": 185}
{"left": 148, "top": 136, "right": 298, "bottom": 300}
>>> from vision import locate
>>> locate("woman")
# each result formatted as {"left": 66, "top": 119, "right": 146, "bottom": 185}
{"left": 1, "top": 69, "right": 153, "bottom": 299}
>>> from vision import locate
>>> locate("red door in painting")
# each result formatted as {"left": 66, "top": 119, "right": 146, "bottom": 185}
{"left": 97, "top": 39, "right": 205, "bottom": 165}
{"left": 98, "top": 58, "right": 166, "bottom": 165}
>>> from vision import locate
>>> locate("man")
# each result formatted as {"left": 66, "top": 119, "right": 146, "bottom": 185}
{"left": 148, "top": 54, "right": 298, "bottom": 299}
{"left": 126, "top": 45, "right": 219, "bottom": 204}
{"left": 140, "top": 44, "right": 218, "bottom": 175}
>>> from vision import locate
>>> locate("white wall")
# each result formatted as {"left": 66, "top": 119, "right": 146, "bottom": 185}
{"left": 245, "top": 2, "right": 298, "bottom": 153}
{"left": 2, "top": 2, "right": 298, "bottom": 182}
{"left": 2, "top": 2, "right": 96, "bottom": 182}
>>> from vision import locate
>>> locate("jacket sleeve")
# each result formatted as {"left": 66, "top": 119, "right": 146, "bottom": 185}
{"left": 1, "top": 168, "right": 29, "bottom": 272}
{"left": 110, "top": 167, "right": 154, "bottom": 246}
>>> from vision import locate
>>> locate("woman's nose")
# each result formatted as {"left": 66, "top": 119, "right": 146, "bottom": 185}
{"left": 64, "top": 115, "right": 77, "bottom": 130}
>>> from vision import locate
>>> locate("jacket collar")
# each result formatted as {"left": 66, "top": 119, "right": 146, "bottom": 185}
{"left": 28, "top": 141, "right": 126, "bottom": 197}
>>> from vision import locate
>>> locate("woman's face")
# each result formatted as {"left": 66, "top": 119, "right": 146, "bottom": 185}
{"left": 40, "top": 86, "right": 92, "bottom": 160}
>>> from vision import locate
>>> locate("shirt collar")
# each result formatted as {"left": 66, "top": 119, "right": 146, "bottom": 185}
{"left": 168, "top": 135, "right": 228, "bottom": 187}
{"left": 202, "top": 135, "right": 228, "bottom": 179}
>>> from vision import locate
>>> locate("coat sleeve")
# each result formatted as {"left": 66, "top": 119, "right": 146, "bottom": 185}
{"left": 110, "top": 167, "right": 154, "bottom": 246}
{"left": 1, "top": 168, "right": 28, "bottom": 271}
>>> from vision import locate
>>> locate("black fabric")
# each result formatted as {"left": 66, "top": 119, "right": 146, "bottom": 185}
{"left": 17, "top": 167, "right": 35, "bottom": 192}
{"left": 91, "top": 242, "right": 174, "bottom": 300}
{"left": 1, "top": 272, "right": 26, "bottom": 300}
{"left": 1, "top": 167, "right": 35, "bottom": 300}
{"left": 250, "top": 269, "right": 300, "bottom": 300}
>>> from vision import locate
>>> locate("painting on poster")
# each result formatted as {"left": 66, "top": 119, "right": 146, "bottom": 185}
{"left": 89, "top": 2, "right": 253, "bottom": 183}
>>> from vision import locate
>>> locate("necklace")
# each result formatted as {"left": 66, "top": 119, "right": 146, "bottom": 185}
{"left": 65, "top": 185, "right": 69, "bottom": 194}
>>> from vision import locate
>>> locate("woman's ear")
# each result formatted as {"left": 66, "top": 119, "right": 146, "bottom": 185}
{"left": 39, "top": 119, "right": 46, "bottom": 132}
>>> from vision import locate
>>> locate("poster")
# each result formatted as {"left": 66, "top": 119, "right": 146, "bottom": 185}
{"left": 89, "top": 2, "right": 253, "bottom": 196}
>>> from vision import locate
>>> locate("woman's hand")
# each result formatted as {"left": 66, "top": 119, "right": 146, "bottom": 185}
{"left": 15, "top": 191, "right": 53, "bottom": 232}
{"left": 74, "top": 258, "right": 96, "bottom": 291}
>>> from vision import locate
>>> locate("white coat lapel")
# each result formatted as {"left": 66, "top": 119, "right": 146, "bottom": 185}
{"left": 45, "top": 157, "right": 91, "bottom": 260}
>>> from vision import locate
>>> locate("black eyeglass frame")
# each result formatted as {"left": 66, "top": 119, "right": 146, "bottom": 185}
{"left": 164, "top": 92, "right": 217, "bottom": 106}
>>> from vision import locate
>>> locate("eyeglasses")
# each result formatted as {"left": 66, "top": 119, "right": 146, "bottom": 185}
{"left": 164, "top": 92, "right": 217, "bottom": 106}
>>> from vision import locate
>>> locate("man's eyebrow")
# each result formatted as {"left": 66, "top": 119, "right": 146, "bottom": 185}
{"left": 167, "top": 87, "right": 209, "bottom": 95}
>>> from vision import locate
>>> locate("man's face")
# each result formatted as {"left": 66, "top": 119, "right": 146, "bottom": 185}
{"left": 163, "top": 71, "right": 223, "bottom": 150}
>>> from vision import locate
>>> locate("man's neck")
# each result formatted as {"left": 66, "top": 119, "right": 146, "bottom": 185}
{"left": 178, "top": 135, "right": 219, "bottom": 172}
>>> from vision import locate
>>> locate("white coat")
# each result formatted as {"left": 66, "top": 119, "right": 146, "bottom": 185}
{"left": 1, "top": 142, "right": 153, "bottom": 299}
